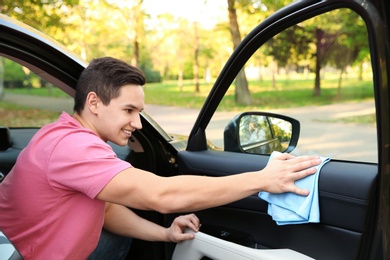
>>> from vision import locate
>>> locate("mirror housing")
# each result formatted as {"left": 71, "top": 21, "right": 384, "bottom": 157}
{"left": 224, "top": 112, "right": 300, "bottom": 155}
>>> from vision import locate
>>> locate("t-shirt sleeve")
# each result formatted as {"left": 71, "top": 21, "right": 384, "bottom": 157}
{"left": 47, "top": 131, "right": 132, "bottom": 198}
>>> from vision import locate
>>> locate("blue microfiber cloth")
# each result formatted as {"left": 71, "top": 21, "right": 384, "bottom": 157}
{"left": 258, "top": 151, "right": 330, "bottom": 225}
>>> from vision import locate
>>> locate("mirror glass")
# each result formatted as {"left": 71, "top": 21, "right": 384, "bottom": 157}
{"left": 239, "top": 115, "right": 293, "bottom": 154}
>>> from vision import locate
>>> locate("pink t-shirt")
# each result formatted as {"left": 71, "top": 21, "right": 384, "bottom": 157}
{"left": 0, "top": 112, "right": 132, "bottom": 259}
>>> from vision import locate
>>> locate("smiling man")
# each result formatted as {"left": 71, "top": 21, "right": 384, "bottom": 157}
{"left": 0, "top": 57, "right": 321, "bottom": 259}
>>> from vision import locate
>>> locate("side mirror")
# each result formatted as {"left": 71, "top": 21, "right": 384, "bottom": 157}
{"left": 224, "top": 112, "right": 300, "bottom": 155}
{"left": 0, "top": 230, "right": 23, "bottom": 260}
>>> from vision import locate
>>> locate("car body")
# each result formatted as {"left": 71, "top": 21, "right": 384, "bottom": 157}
{"left": 0, "top": 0, "right": 389, "bottom": 259}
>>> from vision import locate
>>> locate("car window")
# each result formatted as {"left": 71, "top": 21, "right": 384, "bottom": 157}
{"left": 206, "top": 8, "right": 377, "bottom": 163}
{"left": 0, "top": 57, "right": 73, "bottom": 128}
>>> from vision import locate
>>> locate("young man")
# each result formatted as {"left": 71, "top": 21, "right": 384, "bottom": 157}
{"left": 0, "top": 57, "right": 321, "bottom": 259}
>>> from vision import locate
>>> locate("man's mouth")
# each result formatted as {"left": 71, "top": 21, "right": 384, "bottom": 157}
{"left": 123, "top": 129, "right": 133, "bottom": 137}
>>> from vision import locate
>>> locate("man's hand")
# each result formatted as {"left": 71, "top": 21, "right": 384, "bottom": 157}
{"left": 165, "top": 214, "right": 200, "bottom": 242}
{"left": 261, "top": 153, "right": 322, "bottom": 196}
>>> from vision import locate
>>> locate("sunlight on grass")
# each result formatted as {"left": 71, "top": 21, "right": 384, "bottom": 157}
{"left": 3, "top": 77, "right": 374, "bottom": 126}
{"left": 218, "top": 78, "right": 373, "bottom": 111}
{"left": 144, "top": 81, "right": 212, "bottom": 108}
{"left": 0, "top": 102, "right": 60, "bottom": 127}
{"left": 143, "top": 78, "right": 373, "bottom": 111}
{"left": 5, "top": 87, "right": 69, "bottom": 98}
{"left": 319, "top": 114, "right": 376, "bottom": 125}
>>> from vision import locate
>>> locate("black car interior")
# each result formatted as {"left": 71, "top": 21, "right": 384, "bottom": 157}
{"left": 0, "top": 107, "right": 381, "bottom": 260}
{"left": 170, "top": 150, "right": 379, "bottom": 260}
{"left": 0, "top": 127, "right": 38, "bottom": 180}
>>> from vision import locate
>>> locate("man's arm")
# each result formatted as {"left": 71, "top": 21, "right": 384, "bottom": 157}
{"left": 98, "top": 154, "right": 321, "bottom": 214}
{"left": 103, "top": 203, "right": 200, "bottom": 242}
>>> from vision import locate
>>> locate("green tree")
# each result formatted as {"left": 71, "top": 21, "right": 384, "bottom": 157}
{"left": 327, "top": 10, "right": 369, "bottom": 95}
{"left": 264, "top": 8, "right": 368, "bottom": 97}
{"left": 227, "top": 0, "right": 252, "bottom": 105}
{"left": 106, "top": 0, "right": 146, "bottom": 67}
{"left": 265, "top": 24, "right": 313, "bottom": 87}
{"left": 144, "top": 14, "right": 183, "bottom": 82}
{"left": 0, "top": 0, "right": 79, "bottom": 95}
{"left": 0, "top": 0, "right": 79, "bottom": 31}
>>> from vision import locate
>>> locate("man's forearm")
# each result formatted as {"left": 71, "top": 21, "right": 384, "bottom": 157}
{"left": 103, "top": 202, "right": 169, "bottom": 241}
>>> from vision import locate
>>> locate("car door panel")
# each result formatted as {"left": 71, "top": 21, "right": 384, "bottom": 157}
{"left": 172, "top": 228, "right": 314, "bottom": 260}
{"left": 196, "top": 207, "right": 364, "bottom": 260}
{"left": 0, "top": 128, "right": 38, "bottom": 177}
{"left": 176, "top": 150, "right": 378, "bottom": 259}
{"left": 174, "top": 1, "right": 388, "bottom": 259}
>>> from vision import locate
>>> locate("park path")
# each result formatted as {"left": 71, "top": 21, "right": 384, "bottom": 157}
{"left": 3, "top": 93, "right": 377, "bottom": 162}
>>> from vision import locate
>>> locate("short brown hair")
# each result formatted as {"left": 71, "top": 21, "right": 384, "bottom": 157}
{"left": 74, "top": 57, "right": 146, "bottom": 113}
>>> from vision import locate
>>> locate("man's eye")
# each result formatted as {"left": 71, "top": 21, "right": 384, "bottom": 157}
{"left": 125, "top": 109, "right": 132, "bottom": 113}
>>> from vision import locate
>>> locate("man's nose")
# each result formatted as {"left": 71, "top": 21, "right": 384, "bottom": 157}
{"left": 131, "top": 114, "right": 142, "bottom": 130}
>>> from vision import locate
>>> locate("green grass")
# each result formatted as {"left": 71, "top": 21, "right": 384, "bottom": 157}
{"left": 143, "top": 77, "right": 374, "bottom": 111}
{"left": 320, "top": 114, "right": 376, "bottom": 124}
{"left": 3, "top": 77, "right": 375, "bottom": 126}
{"left": 6, "top": 87, "right": 70, "bottom": 98}
{"left": 0, "top": 102, "right": 60, "bottom": 127}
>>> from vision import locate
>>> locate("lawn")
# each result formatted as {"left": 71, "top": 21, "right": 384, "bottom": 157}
{"left": 143, "top": 78, "right": 374, "bottom": 111}
{"left": 0, "top": 102, "right": 60, "bottom": 126}
{"left": 2, "top": 77, "right": 375, "bottom": 126}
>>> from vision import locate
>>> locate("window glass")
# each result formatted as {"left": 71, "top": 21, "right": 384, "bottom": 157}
{"left": 0, "top": 57, "right": 73, "bottom": 128}
{"left": 206, "top": 8, "right": 376, "bottom": 163}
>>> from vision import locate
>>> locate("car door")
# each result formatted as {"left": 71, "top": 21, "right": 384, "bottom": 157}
{"left": 169, "top": 0, "right": 389, "bottom": 259}
{"left": 0, "top": 14, "right": 185, "bottom": 259}
{"left": 0, "top": 14, "right": 175, "bottom": 259}
{"left": 0, "top": 0, "right": 389, "bottom": 259}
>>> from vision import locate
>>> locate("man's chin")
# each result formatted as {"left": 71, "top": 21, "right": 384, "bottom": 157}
{"left": 110, "top": 139, "right": 129, "bottom": 147}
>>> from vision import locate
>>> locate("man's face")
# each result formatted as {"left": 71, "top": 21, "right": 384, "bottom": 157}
{"left": 95, "top": 84, "right": 144, "bottom": 146}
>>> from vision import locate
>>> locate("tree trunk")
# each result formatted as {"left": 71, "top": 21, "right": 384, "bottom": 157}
{"left": 193, "top": 21, "right": 200, "bottom": 93}
{"left": 337, "top": 67, "right": 345, "bottom": 97}
{"left": 271, "top": 61, "right": 277, "bottom": 89}
{"left": 178, "top": 69, "right": 183, "bottom": 91}
{"left": 314, "top": 57, "right": 321, "bottom": 96}
{"left": 131, "top": 0, "right": 143, "bottom": 68}
{"left": 235, "top": 69, "right": 251, "bottom": 104}
{"left": 132, "top": 35, "right": 139, "bottom": 68}
{"left": 358, "top": 62, "right": 364, "bottom": 80}
{"left": 313, "top": 28, "right": 323, "bottom": 96}
{"left": 227, "top": 0, "right": 251, "bottom": 105}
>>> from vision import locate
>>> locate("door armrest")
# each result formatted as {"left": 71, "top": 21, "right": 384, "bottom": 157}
{"left": 172, "top": 229, "right": 313, "bottom": 260}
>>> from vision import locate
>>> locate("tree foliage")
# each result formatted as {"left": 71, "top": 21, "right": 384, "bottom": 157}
{"left": 262, "top": 8, "right": 369, "bottom": 96}
{"left": 1, "top": 0, "right": 370, "bottom": 100}
{"left": 1, "top": 0, "right": 79, "bottom": 32}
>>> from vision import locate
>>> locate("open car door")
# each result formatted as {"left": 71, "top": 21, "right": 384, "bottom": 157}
{"left": 169, "top": 0, "right": 389, "bottom": 259}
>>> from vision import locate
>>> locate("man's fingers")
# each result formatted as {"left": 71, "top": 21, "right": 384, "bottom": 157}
{"left": 175, "top": 214, "right": 201, "bottom": 232}
{"left": 184, "top": 221, "right": 198, "bottom": 232}
{"left": 184, "top": 214, "right": 200, "bottom": 231}
{"left": 290, "top": 157, "right": 322, "bottom": 195}
{"left": 292, "top": 187, "right": 310, "bottom": 196}
{"left": 274, "top": 153, "right": 295, "bottom": 160}
{"left": 288, "top": 156, "right": 321, "bottom": 172}
{"left": 300, "top": 165, "right": 318, "bottom": 177}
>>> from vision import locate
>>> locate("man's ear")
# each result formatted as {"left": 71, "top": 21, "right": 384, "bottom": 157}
{"left": 85, "top": 92, "right": 100, "bottom": 114}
